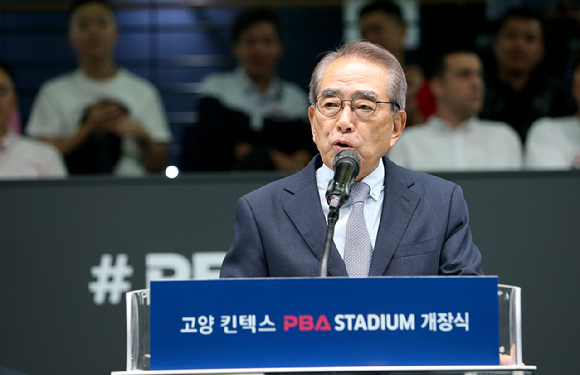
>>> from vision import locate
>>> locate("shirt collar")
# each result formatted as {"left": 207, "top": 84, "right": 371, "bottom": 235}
{"left": 235, "top": 66, "right": 282, "bottom": 99}
{"left": 318, "top": 157, "right": 384, "bottom": 204}
{"left": 428, "top": 115, "right": 477, "bottom": 132}
{"left": 75, "top": 68, "right": 124, "bottom": 84}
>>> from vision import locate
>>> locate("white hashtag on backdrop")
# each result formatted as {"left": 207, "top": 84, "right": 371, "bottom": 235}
{"left": 88, "top": 254, "right": 134, "bottom": 305}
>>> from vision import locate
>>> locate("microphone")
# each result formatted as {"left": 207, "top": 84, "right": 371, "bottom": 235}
{"left": 325, "top": 150, "right": 361, "bottom": 211}
{"left": 320, "top": 150, "right": 360, "bottom": 277}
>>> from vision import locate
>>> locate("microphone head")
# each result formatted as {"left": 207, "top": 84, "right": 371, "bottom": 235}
{"left": 326, "top": 150, "right": 361, "bottom": 210}
{"left": 333, "top": 150, "right": 360, "bottom": 179}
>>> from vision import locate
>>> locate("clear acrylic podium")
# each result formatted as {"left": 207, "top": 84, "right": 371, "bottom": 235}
{"left": 113, "top": 284, "right": 536, "bottom": 375}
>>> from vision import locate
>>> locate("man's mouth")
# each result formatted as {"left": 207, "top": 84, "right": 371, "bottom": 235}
{"left": 333, "top": 141, "right": 353, "bottom": 150}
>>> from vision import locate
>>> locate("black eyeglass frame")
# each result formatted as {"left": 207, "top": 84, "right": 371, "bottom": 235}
{"left": 315, "top": 94, "right": 400, "bottom": 118}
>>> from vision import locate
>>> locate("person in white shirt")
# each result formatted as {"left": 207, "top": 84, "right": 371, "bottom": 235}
{"left": 27, "top": 0, "right": 171, "bottom": 176}
{"left": 388, "top": 47, "right": 522, "bottom": 172}
{"left": 0, "top": 60, "right": 66, "bottom": 179}
{"left": 525, "top": 58, "right": 580, "bottom": 170}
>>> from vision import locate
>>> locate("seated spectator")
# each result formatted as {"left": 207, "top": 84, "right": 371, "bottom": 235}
{"left": 8, "top": 109, "right": 21, "bottom": 134}
{"left": 27, "top": 0, "right": 171, "bottom": 176}
{"left": 525, "top": 56, "right": 580, "bottom": 169}
{"left": 479, "top": 7, "right": 574, "bottom": 142}
{"left": 0, "top": 60, "right": 67, "bottom": 179}
{"left": 388, "top": 47, "right": 522, "bottom": 172}
{"left": 190, "top": 8, "right": 313, "bottom": 172}
{"left": 358, "top": 0, "right": 435, "bottom": 125}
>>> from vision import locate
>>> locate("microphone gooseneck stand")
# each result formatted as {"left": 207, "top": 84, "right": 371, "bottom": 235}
{"left": 319, "top": 196, "right": 341, "bottom": 277}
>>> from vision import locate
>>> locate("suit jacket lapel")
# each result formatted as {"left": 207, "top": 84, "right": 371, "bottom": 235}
{"left": 369, "top": 157, "right": 420, "bottom": 276}
{"left": 281, "top": 156, "right": 348, "bottom": 277}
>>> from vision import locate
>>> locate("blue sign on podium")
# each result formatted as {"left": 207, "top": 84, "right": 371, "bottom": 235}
{"left": 150, "top": 276, "right": 499, "bottom": 370}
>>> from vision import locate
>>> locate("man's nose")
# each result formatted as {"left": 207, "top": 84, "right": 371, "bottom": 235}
{"left": 336, "top": 104, "right": 355, "bottom": 132}
{"left": 471, "top": 75, "right": 483, "bottom": 87}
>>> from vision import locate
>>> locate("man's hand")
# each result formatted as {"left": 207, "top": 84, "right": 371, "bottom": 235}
{"left": 85, "top": 100, "right": 167, "bottom": 173}
{"left": 499, "top": 343, "right": 524, "bottom": 366}
{"left": 108, "top": 115, "right": 148, "bottom": 138}
{"left": 83, "top": 101, "right": 127, "bottom": 132}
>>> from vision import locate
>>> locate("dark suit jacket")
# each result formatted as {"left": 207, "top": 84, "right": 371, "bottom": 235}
{"left": 0, "top": 365, "right": 28, "bottom": 375}
{"left": 220, "top": 155, "right": 483, "bottom": 277}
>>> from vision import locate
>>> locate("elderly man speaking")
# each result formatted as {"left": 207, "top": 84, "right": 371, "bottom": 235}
{"left": 220, "top": 41, "right": 482, "bottom": 278}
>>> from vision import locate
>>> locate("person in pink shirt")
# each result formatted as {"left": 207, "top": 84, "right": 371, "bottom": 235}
{"left": 0, "top": 60, "right": 67, "bottom": 179}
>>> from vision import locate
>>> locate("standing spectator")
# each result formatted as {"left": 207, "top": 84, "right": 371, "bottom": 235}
{"left": 388, "top": 47, "right": 522, "bottom": 171}
{"left": 480, "top": 7, "right": 573, "bottom": 142}
{"left": 189, "top": 8, "right": 313, "bottom": 172}
{"left": 0, "top": 60, "right": 67, "bottom": 179}
{"left": 358, "top": 0, "right": 435, "bottom": 125}
{"left": 27, "top": 0, "right": 171, "bottom": 176}
{"left": 525, "top": 56, "right": 580, "bottom": 169}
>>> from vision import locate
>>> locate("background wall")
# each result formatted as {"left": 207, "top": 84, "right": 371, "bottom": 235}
{"left": 1, "top": 171, "right": 579, "bottom": 375}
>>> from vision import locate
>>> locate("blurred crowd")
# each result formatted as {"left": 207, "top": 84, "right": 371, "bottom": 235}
{"left": 2, "top": 0, "right": 580, "bottom": 180}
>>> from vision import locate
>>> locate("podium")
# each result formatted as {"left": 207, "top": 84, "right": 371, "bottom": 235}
{"left": 113, "top": 277, "right": 536, "bottom": 375}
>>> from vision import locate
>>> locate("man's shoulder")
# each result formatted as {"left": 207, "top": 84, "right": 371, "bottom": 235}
{"left": 198, "top": 71, "right": 237, "bottom": 96}
{"left": 12, "top": 134, "right": 61, "bottom": 156}
{"left": 279, "top": 79, "right": 308, "bottom": 97}
{"left": 395, "top": 121, "right": 435, "bottom": 145}
{"left": 245, "top": 169, "right": 313, "bottom": 201}
{"left": 0, "top": 365, "right": 28, "bottom": 375}
{"left": 530, "top": 115, "right": 577, "bottom": 130}
{"left": 386, "top": 157, "right": 457, "bottom": 194}
{"left": 400, "top": 122, "right": 432, "bottom": 135}
{"left": 474, "top": 117, "right": 514, "bottom": 129}
{"left": 473, "top": 118, "right": 520, "bottom": 139}
{"left": 37, "top": 70, "right": 77, "bottom": 93}
{"left": 242, "top": 159, "right": 317, "bottom": 204}
{"left": 117, "top": 69, "right": 160, "bottom": 93}
{"left": 528, "top": 115, "right": 579, "bottom": 139}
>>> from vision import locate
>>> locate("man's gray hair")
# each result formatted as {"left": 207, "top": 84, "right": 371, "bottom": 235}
{"left": 308, "top": 41, "right": 407, "bottom": 116}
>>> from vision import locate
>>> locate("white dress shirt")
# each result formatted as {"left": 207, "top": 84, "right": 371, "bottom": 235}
{"left": 316, "top": 158, "right": 385, "bottom": 258}
{"left": 388, "top": 116, "right": 522, "bottom": 172}
{"left": 525, "top": 116, "right": 580, "bottom": 170}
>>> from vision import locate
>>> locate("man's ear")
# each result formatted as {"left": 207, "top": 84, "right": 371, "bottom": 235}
{"left": 390, "top": 110, "right": 406, "bottom": 148}
{"left": 308, "top": 105, "right": 316, "bottom": 142}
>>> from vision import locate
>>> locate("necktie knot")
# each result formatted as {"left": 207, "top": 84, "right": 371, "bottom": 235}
{"left": 350, "top": 182, "right": 370, "bottom": 204}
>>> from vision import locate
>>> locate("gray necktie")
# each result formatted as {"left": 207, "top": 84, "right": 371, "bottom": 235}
{"left": 344, "top": 182, "right": 373, "bottom": 277}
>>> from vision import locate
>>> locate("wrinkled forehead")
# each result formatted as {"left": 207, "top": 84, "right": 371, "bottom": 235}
{"left": 320, "top": 57, "right": 390, "bottom": 97}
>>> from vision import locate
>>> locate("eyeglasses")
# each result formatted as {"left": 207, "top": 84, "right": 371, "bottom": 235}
{"left": 315, "top": 94, "right": 399, "bottom": 118}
